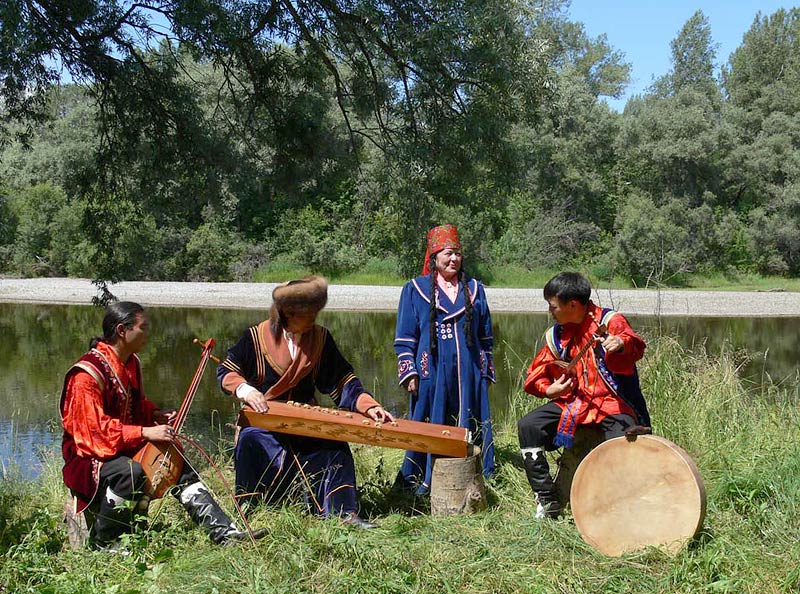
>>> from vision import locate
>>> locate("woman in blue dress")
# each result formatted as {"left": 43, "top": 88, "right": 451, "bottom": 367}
{"left": 394, "top": 224, "right": 496, "bottom": 493}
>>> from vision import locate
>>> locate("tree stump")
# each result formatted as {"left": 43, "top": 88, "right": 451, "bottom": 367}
{"left": 553, "top": 426, "right": 605, "bottom": 508}
{"left": 62, "top": 497, "right": 92, "bottom": 550}
{"left": 430, "top": 454, "right": 487, "bottom": 516}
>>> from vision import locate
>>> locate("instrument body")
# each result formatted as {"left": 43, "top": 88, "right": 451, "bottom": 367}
{"left": 133, "top": 441, "right": 185, "bottom": 498}
{"left": 238, "top": 401, "right": 475, "bottom": 458}
{"left": 133, "top": 338, "right": 216, "bottom": 498}
{"left": 570, "top": 434, "right": 706, "bottom": 556}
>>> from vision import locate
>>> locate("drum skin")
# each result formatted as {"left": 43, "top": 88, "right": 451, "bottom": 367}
{"left": 570, "top": 435, "right": 706, "bottom": 557}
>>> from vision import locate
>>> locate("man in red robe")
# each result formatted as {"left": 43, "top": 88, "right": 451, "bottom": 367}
{"left": 518, "top": 272, "right": 650, "bottom": 519}
{"left": 61, "top": 301, "right": 265, "bottom": 548}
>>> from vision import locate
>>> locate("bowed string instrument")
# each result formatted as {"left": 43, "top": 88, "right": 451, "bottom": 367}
{"left": 133, "top": 337, "right": 215, "bottom": 498}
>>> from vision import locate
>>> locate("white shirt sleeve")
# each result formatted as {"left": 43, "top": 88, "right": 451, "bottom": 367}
{"left": 235, "top": 382, "right": 261, "bottom": 401}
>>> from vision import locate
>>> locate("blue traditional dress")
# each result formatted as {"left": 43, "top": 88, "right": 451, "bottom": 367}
{"left": 218, "top": 322, "right": 378, "bottom": 517}
{"left": 394, "top": 275, "right": 496, "bottom": 493}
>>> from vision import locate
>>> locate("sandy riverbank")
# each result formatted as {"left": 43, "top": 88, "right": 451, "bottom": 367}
{"left": 1, "top": 277, "right": 798, "bottom": 317}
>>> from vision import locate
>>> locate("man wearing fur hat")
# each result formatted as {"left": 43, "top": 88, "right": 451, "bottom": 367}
{"left": 217, "top": 276, "right": 393, "bottom": 528}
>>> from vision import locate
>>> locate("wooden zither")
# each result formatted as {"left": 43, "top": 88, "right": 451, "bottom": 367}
{"left": 238, "top": 402, "right": 477, "bottom": 459}
{"left": 569, "top": 434, "right": 706, "bottom": 557}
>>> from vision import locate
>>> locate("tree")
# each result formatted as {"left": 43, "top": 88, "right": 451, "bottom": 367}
{"left": 615, "top": 11, "right": 725, "bottom": 204}
{"left": 0, "top": 0, "right": 552, "bottom": 154}
{"left": 662, "top": 10, "right": 719, "bottom": 98}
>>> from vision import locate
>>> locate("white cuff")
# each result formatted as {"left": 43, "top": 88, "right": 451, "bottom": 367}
{"left": 235, "top": 383, "right": 261, "bottom": 401}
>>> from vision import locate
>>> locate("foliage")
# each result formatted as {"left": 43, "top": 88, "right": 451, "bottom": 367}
{"left": 1, "top": 5, "right": 800, "bottom": 285}
{"left": 612, "top": 192, "right": 750, "bottom": 284}
{"left": 4, "top": 183, "right": 85, "bottom": 276}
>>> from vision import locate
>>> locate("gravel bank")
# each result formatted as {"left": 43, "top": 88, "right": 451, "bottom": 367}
{"left": 0, "top": 277, "right": 798, "bottom": 317}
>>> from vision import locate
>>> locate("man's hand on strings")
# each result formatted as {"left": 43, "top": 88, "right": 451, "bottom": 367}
{"left": 366, "top": 406, "right": 395, "bottom": 423}
{"left": 153, "top": 408, "right": 177, "bottom": 425}
{"left": 545, "top": 374, "right": 575, "bottom": 398}
{"left": 244, "top": 391, "right": 270, "bottom": 414}
{"left": 143, "top": 424, "right": 177, "bottom": 443}
{"left": 600, "top": 333, "right": 624, "bottom": 353}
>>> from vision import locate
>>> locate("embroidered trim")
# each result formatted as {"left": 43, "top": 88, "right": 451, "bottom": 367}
{"left": 72, "top": 362, "right": 105, "bottom": 393}
{"left": 249, "top": 326, "right": 265, "bottom": 386}
{"left": 221, "top": 359, "right": 240, "bottom": 373}
{"left": 420, "top": 351, "right": 430, "bottom": 379}
{"left": 397, "top": 358, "right": 414, "bottom": 378}
{"left": 331, "top": 372, "right": 357, "bottom": 403}
{"left": 92, "top": 348, "right": 134, "bottom": 424}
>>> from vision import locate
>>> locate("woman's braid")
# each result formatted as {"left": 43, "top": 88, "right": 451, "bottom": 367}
{"left": 429, "top": 256, "right": 438, "bottom": 356}
{"left": 461, "top": 271, "right": 474, "bottom": 347}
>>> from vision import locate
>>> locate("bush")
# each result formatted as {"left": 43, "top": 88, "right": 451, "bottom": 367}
{"left": 6, "top": 183, "right": 84, "bottom": 276}
{"left": 185, "top": 220, "right": 247, "bottom": 282}
{"left": 746, "top": 184, "right": 800, "bottom": 275}
{"left": 78, "top": 189, "right": 167, "bottom": 280}
{"left": 612, "top": 192, "right": 752, "bottom": 284}
{"left": 493, "top": 192, "right": 601, "bottom": 271}
{"left": 266, "top": 198, "right": 366, "bottom": 275}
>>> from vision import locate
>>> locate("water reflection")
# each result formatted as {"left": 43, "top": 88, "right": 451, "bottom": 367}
{"left": 1, "top": 303, "right": 797, "bottom": 479}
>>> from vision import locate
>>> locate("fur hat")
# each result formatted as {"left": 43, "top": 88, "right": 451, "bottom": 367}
{"left": 272, "top": 276, "right": 328, "bottom": 315}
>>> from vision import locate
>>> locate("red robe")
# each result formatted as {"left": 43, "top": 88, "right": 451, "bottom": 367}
{"left": 524, "top": 301, "right": 645, "bottom": 428}
{"left": 60, "top": 342, "right": 158, "bottom": 512}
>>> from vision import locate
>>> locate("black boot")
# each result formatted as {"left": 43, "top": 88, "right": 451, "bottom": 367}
{"left": 90, "top": 487, "right": 136, "bottom": 549}
{"left": 521, "top": 448, "right": 562, "bottom": 519}
{"left": 179, "top": 482, "right": 268, "bottom": 544}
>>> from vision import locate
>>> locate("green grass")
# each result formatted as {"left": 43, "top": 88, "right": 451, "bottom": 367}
{"left": 252, "top": 257, "right": 407, "bottom": 286}
{"left": 2, "top": 338, "right": 799, "bottom": 593}
{"left": 251, "top": 259, "right": 800, "bottom": 292}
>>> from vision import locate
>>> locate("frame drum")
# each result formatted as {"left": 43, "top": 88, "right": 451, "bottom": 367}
{"left": 570, "top": 435, "right": 706, "bottom": 556}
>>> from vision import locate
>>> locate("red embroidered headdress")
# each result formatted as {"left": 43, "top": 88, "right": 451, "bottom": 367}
{"left": 422, "top": 224, "right": 461, "bottom": 275}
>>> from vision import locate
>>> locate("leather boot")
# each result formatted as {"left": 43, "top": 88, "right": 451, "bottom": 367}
{"left": 341, "top": 512, "right": 379, "bottom": 529}
{"left": 179, "top": 482, "right": 268, "bottom": 544}
{"left": 521, "top": 447, "right": 562, "bottom": 519}
{"left": 90, "top": 487, "right": 136, "bottom": 548}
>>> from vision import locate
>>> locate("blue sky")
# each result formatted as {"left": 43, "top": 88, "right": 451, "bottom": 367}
{"left": 566, "top": 0, "right": 794, "bottom": 110}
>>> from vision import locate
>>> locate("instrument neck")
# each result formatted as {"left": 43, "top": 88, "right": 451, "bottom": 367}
{"left": 173, "top": 341, "right": 214, "bottom": 433}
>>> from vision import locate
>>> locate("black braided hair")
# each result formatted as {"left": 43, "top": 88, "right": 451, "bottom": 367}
{"left": 429, "top": 255, "right": 438, "bottom": 357}
{"left": 90, "top": 301, "right": 144, "bottom": 349}
{"left": 460, "top": 270, "right": 474, "bottom": 347}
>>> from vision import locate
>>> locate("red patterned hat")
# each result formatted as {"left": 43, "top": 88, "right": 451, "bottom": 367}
{"left": 422, "top": 224, "right": 461, "bottom": 275}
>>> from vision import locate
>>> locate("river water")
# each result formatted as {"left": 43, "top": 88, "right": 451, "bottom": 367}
{"left": 1, "top": 303, "right": 797, "bottom": 479}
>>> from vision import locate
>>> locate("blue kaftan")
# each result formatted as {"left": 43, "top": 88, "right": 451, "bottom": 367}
{"left": 217, "top": 324, "right": 368, "bottom": 516}
{"left": 394, "top": 275, "right": 496, "bottom": 493}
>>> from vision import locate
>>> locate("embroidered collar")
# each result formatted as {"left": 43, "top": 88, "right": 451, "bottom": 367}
{"left": 410, "top": 276, "right": 478, "bottom": 315}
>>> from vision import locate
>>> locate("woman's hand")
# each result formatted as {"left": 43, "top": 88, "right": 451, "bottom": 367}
{"left": 404, "top": 376, "right": 418, "bottom": 396}
{"left": 545, "top": 374, "right": 575, "bottom": 398}
{"left": 142, "top": 424, "right": 176, "bottom": 443}
{"left": 366, "top": 406, "right": 395, "bottom": 423}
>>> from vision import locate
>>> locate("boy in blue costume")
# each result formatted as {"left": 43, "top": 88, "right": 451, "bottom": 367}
{"left": 218, "top": 276, "right": 394, "bottom": 528}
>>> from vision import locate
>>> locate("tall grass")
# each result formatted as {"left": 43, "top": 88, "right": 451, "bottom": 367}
{"left": 2, "top": 338, "right": 799, "bottom": 593}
